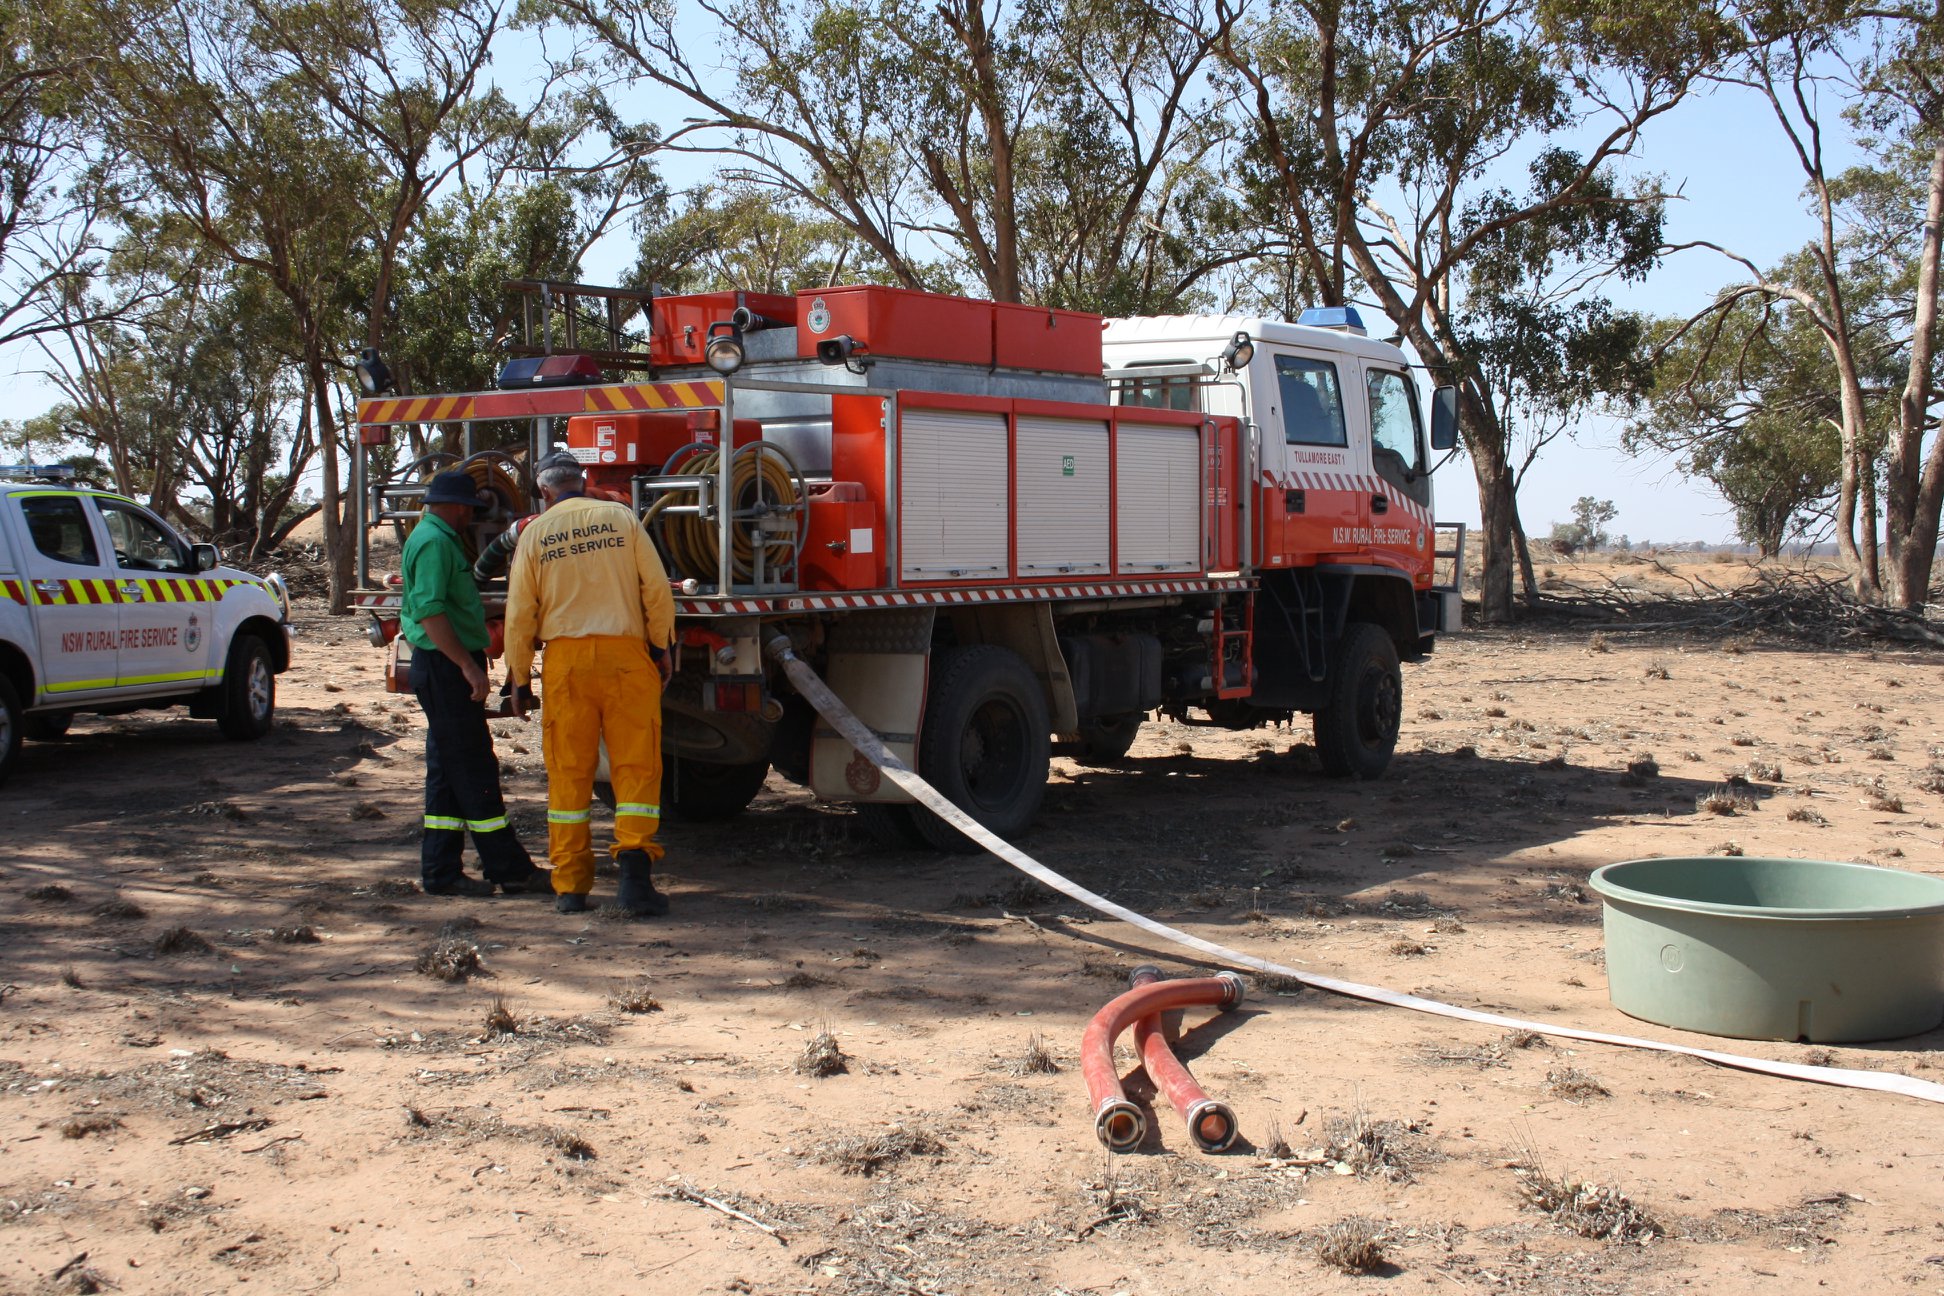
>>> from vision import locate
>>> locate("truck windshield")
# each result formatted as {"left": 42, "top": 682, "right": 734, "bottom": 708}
{"left": 1274, "top": 355, "right": 1346, "bottom": 446}
{"left": 1113, "top": 361, "right": 1198, "bottom": 412}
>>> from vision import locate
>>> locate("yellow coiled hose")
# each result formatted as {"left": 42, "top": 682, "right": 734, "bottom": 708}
{"left": 642, "top": 443, "right": 801, "bottom": 585}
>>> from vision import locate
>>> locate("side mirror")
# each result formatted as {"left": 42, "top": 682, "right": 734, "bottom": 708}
{"left": 1429, "top": 386, "right": 1459, "bottom": 452}
{"left": 193, "top": 543, "right": 220, "bottom": 572}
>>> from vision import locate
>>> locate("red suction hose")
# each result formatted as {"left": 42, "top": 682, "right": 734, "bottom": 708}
{"left": 1081, "top": 967, "right": 1246, "bottom": 1151}
{"left": 1130, "top": 966, "right": 1241, "bottom": 1152}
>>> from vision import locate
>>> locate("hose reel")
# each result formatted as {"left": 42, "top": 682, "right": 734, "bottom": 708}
{"left": 642, "top": 441, "right": 806, "bottom": 589}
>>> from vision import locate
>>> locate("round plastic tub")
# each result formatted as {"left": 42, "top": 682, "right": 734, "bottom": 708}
{"left": 1588, "top": 856, "right": 1944, "bottom": 1042}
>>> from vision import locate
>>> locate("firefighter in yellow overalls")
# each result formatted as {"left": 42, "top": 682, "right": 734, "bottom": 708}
{"left": 504, "top": 453, "right": 676, "bottom": 916}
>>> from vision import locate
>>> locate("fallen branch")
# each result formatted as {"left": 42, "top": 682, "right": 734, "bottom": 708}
{"left": 668, "top": 1185, "right": 787, "bottom": 1245}
{"left": 241, "top": 1132, "right": 304, "bottom": 1153}
{"left": 170, "top": 1118, "right": 273, "bottom": 1146}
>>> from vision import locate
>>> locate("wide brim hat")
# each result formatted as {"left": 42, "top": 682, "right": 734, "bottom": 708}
{"left": 535, "top": 450, "right": 584, "bottom": 476}
{"left": 424, "top": 470, "right": 485, "bottom": 508}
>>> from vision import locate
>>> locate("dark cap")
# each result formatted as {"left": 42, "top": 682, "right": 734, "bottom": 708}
{"left": 535, "top": 450, "right": 584, "bottom": 477}
{"left": 423, "top": 470, "right": 485, "bottom": 508}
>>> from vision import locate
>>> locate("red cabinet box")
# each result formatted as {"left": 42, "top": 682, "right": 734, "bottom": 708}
{"left": 796, "top": 285, "right": 994, "bottom": 367}
{"left": 649, "top": 291, "right": 797, "bottom": 368}
{"left": 993, "top": 302, "right": 1103, "bottom": 375}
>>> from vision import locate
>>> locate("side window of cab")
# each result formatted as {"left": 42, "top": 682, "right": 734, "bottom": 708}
{"left": 1366, "top": 369, "right": 1425, "bottom": 471}
{"left": 95, "top": 498, "right": 189, "bottom": 572}
{"left": 21, "top": 496, "right": 101, "bottom": 566}
{"left": 1273, "top": 354, "right": 1347, "bottom": 446}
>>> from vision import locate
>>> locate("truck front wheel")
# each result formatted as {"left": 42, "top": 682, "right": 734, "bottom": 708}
{"left": 911, "top": 644, "right": 1050, "bottom": 853}
{"left": 1313, "top": 622, "right": 1401, "bottom": 779}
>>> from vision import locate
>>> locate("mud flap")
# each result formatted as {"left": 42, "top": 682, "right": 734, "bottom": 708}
{"left": 809, "top": 609, "right": 934, "bottom": 804}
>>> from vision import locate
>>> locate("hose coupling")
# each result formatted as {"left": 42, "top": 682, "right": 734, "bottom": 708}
{"left": 1184, "top": 1098, "right": 1239, "bottom": 1153}
{"left": 1094, "top": 1098, "right": 1148, "bottom": 1154}
{"left": 1215, "top": 970, "right": 1248, "bottom": 1008}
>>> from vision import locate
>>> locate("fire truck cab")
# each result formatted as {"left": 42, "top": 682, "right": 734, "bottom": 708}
{"left": 353, "top": 283, "right": 1462, "bottom": 850}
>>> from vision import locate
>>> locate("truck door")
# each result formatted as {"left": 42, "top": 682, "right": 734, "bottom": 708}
{"left": 93, "top": 496, "right": 209, "bottom": 693}
{"left": 15, "top": 492, "right": 120, "bottom": 700}
{"left": 1364, "top": 366, "right": 1432, "bottom": 571}
{"left": 1263, "top": 352, "right": 1359, "bottom": 562}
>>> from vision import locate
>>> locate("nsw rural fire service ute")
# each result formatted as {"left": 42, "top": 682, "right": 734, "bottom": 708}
{"left": 354, "top": 282, "right": 1463, "bottom": 849}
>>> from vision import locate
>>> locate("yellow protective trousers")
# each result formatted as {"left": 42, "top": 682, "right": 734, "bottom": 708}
{"left": 540, "top": 636, "right": 664, "bottom": 895}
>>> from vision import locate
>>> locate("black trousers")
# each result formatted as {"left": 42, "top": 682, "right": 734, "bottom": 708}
{"left": 411, "top": 648, "right": 534, "bottom": 887}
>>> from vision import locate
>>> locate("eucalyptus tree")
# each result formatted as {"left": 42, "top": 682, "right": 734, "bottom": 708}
{"left": 551, "top": 0, "right": 1251, "bottom": 312}
{"left": 1211, "top": 0, "right": 1727, "bottom": 621}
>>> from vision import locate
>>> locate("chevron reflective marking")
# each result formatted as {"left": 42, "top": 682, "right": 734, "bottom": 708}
{"left": 0, "top": 580, "right": 22, "bottom": 604}
{"left": 672, "top": 576, "right": 1255, "bottom": 616}
{"left": 358, "top": 394, "right": 478, "bottom": 425}
{"left": 583, "top": 380, "right": 724, "bottom": 413}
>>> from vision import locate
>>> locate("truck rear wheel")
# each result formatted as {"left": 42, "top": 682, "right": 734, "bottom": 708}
{"left": 216, "top": 635, "right": 276, "bottom": 740}
{"left": 1313, "top": 622, "right": 1401, "bottom": 779}
{"left": 851, "top": 802, "right": 929, "bottom": 848}
{"left": 911, "top": 644, "right": 1050, "bottom": 853}
{"left": 0, "top": 675, "right": 20, "bottom": 788}
{"left": 666, "top": 756, "right": 770, "bottom": 822}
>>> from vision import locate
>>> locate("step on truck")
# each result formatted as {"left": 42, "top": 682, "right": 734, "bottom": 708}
{"left": 354, "top": 282, "right": 1464, "bottom": 849}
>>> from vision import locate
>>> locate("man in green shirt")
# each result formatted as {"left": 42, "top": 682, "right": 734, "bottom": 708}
{"left": 400, "top": 471, "right": 546, "bottom": 897}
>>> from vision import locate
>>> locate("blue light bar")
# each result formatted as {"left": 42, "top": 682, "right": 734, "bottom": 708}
{"left": 1296, "top": 306, "right": 1367, "bottom": 335}
{"left": 0, "top": 464, "right": 76, "bottom": 478}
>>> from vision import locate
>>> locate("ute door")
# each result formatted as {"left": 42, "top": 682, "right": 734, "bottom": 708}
{"left": 92, "top": 496, "right": 209, "bottom": 695}
{"left": 1263, "top": 351, "right": 1359, "bottom": 562}
{"left": 16, "top": 492, "right": 121, "bottom": 700}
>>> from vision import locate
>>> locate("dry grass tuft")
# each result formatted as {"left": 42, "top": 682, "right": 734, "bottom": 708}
{"left": 544, "top": 1126, "right": 595, "bottom": 1160}
{"left": 43, "top": 1257, "right": 111, "bottom": 1293}
{"left": 1696, "top": 785, "right": 1756, "bottom": 815}
{"left": 1547, "top": 1067, "right": 1611, "bottom": 1103}
{"left": 796, "top": 1024, "right": 849, "bottom": 1077}
{"left": 1504, "top": 1029, "right": 1547, "bottom": 1050}
{"left": 25, "top": 883, "right": 73, "bottom": 903}
{"left": 1621, "top": 753, "right": 1659, "bottom": 785}
{"left": 1315, "top": 1216, "right": 1389, "bottom": 1274}
{"left": 60, "top": 1114, "right": 122, "bottom": 1139}
{"left": 1587, "top": 633, "right": 1611, "bottom": 654}
{"left": 1388, "top": 939, "right": 1427, "bottom": 957}
{"left": 1745, "top": 760, "right": 1784, "bottom": 782}
{"left": 1788, "top": 805, "right": 1829, "bottom": 825}
{"left": 1712, "top": 841, "right": 1746, "bottom": 857}
{"left": 59, "top": 965, "right": 83, "bottom": 989}
{"left": 1260, "top": 1117, "right": 1294, "bottom": 1159}
{"left": 153, "top": 926, "right": 213, "bottom": 956}
{"left": 814, "top": 1123, "right": 946, "bottom": 1175}
{"left": 1864, "top": 780, "right": 1905, "bottom": 813}
{"left": 1644, "top": 662, "right": 1671, "bottom": 680}
{"left": 1515, "top": 1158, "right": 1659, "bottom": 1242}
{"left": 415, "top": 923, "right": 482, "bottom": 982}
{"left": 1324, "top": 1101, "right": 1411, "bottom": 1181}
{"left": 608, "top": 979, "right": 662, "bottom": 1014}
{"left": 91, "top": 896, "right": 146, "bottom": 920}
{"left": 270, "top": 925, "right": 319, "bottom": 944}
{"left": 484, "top": 995, "right": 518, "bottom": 1037}
{"left": 1010, "top": 1032, "right": 1060, "bottom": 1076}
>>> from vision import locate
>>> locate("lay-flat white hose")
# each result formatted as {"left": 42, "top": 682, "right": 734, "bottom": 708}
{"left": 765, "top": 635, "right": 1944, "bottom": 1107}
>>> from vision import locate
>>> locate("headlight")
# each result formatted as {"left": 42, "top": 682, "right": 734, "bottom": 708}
{"left": 266, "top": 572, "right": 291, "bottom": 623}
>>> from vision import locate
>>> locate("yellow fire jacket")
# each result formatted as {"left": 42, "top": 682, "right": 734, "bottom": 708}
{"left": 503, "top": 495, "right": 676, "bottom": 687}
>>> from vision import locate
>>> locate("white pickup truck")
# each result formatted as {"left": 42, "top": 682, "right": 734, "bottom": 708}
{"left": 0, "top": 470, "right": 293, "bottom": 786}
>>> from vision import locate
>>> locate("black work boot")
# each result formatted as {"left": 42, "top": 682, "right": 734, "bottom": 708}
{"left": 615, "top": 850, "right": 669, "bottom": 917}
{"left": 555, "top": 892, "right": 590, "bottom": 914}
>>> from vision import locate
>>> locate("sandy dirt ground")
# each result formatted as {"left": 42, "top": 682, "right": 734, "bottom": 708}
{"left": 4, "top": 564, "right": 1944, "bottom": 1295}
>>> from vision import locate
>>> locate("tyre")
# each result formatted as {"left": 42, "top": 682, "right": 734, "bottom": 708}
{"left": 216, "top": 635, "right": 275, "bottom": 740}
{"left": 0, "top": 674, "right": 21, "bottom": 789}
{"left": 1075, "top": 711, "right": 1142, "bottom": 764}
{"left": 666, "top": 756, "right": 770, "bottom": 822}
{"left": 1312, "top": 621, "right": 1401, "bottom": 779}
{"left": 22, "top": 711, "right": 72, "bottom": 741}
{"left": 851, "top": 801, "right": 930, "bottom": 848}
{"left": 910, "top": 644, "right": 1051, "bottom": 853}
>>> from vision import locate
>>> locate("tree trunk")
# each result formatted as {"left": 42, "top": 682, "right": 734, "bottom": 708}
{"left": 1463, "top": 390, "right": 1516, "bottom": 624}
{"left": 308, "top": 347, "right": 351, "bottom": 614}
{"left": 1511, "top": 504, "right": 1540, "bottom": 605}
{"left": 1885, "top": 136, "right": 1944, "bottom": 608}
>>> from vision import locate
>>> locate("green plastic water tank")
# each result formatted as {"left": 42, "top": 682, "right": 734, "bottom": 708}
{"left": 1588, "top": 856, "right": 1944, "bottom": 1042}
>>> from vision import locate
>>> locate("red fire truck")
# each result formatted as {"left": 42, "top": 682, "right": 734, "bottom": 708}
{"left": 354, "top": 282, "right": 1462, "bottom": 849}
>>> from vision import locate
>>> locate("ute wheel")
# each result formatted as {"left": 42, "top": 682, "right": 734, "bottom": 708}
{"left": 1313, "top": 622, "right": 1401, "bottom": 779}
{"left": 1075, "top": 712, "right": 1142, "bottom": 764}
{"left": 667, "top": 756, "right": 770, "bottom": 822}
{"left": 0, "top": 675, "right": 21, "bottom": 788}
{"left": 217, "top": 635, "right": 275, "bottom": 740}
{"left": 851, "top": 801, "right": 930, "bottom": 848}
{"left": 23, "top": 711, "right": 72, "bottom": 741}
{"left": 910, "top": 644, "right": 1050, "bottom": 853}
